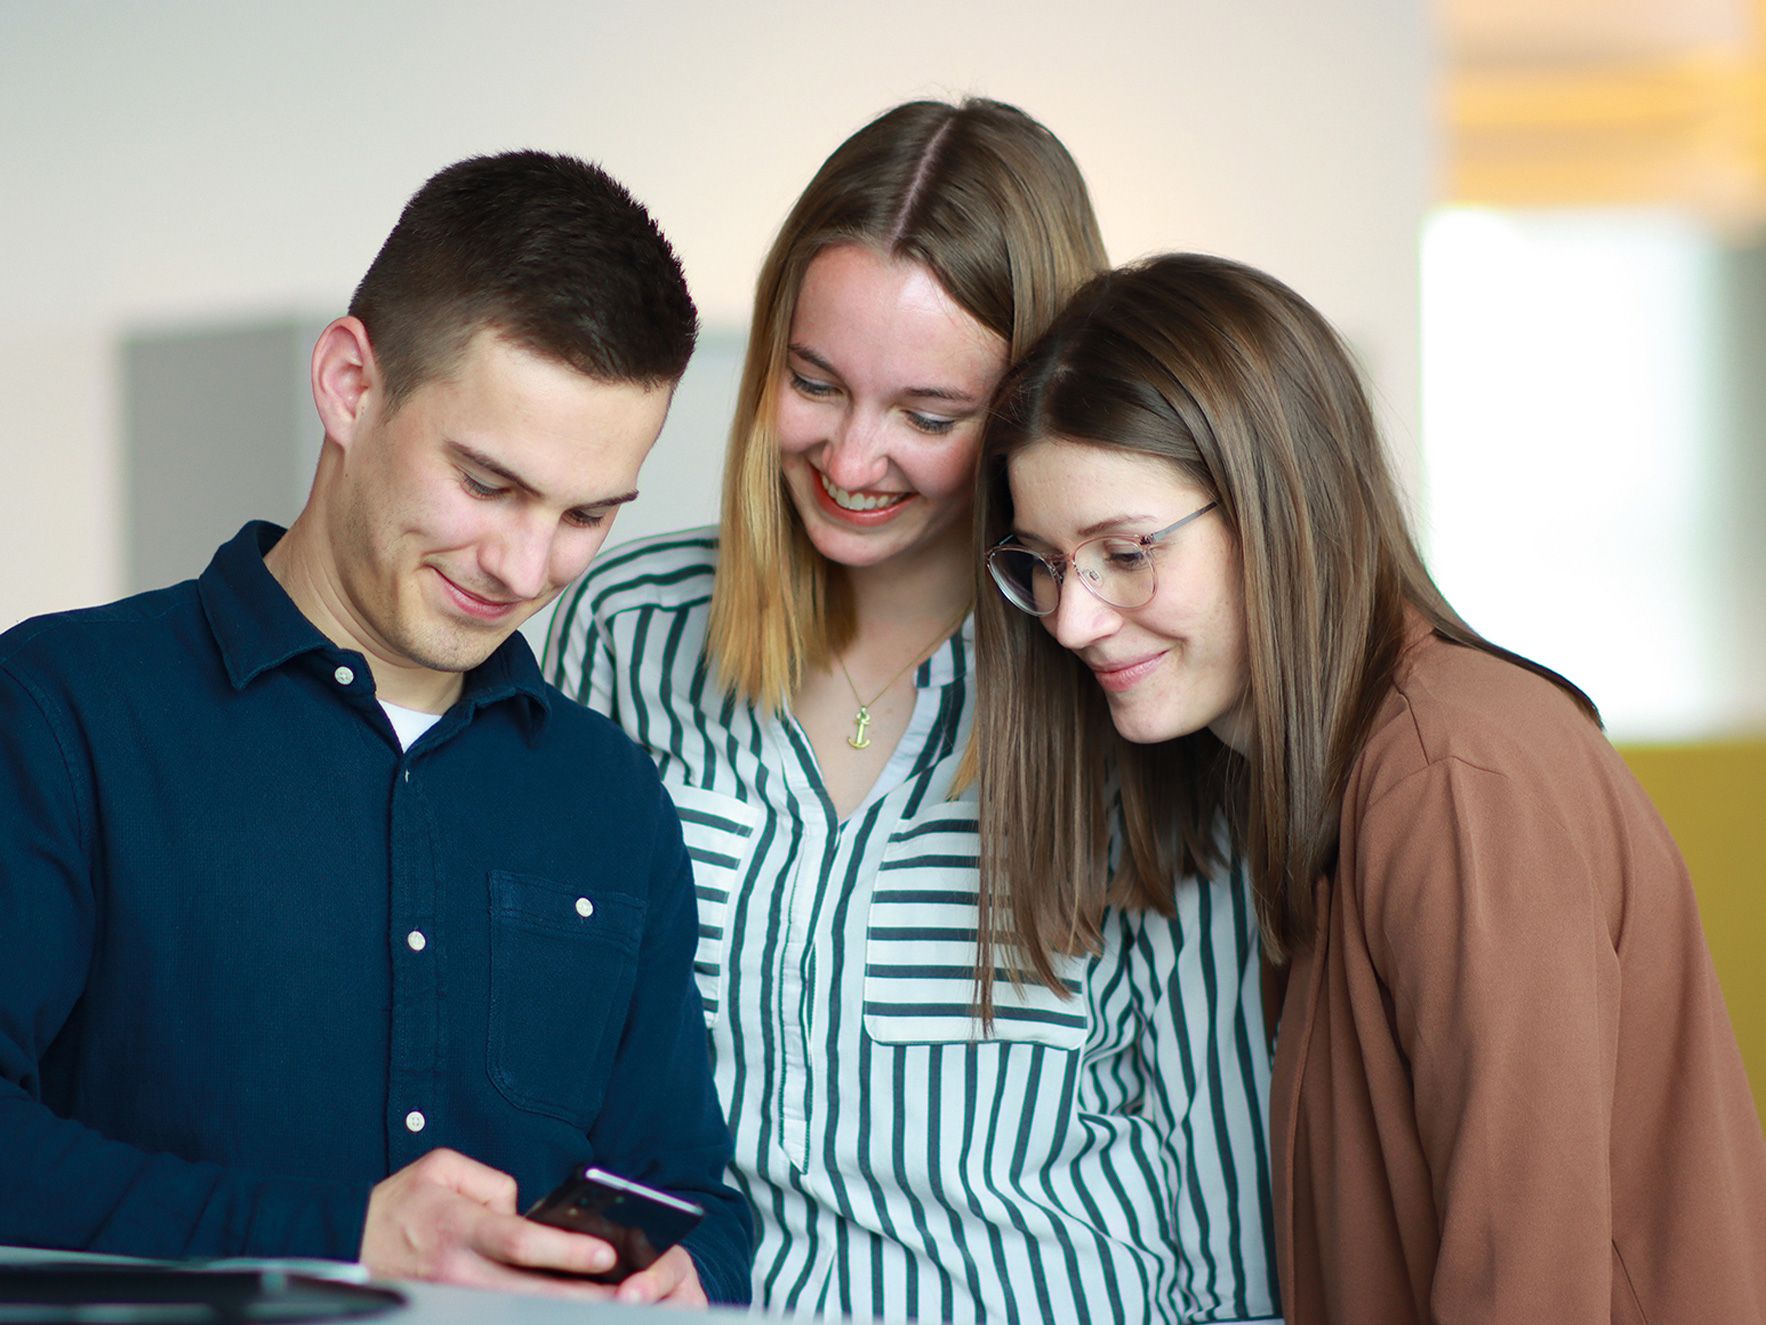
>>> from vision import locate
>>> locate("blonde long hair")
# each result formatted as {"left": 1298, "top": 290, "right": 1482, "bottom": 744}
{"left": 707, "top": 97, "right": 1107, "bottom": 708}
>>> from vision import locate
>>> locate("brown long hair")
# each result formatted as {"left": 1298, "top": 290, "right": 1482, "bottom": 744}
{"left": 973, "top": 254, "right": 1598, "bottom": 1010}
{"left": 706, "top": 98, "right": 1107, "bottom": 708}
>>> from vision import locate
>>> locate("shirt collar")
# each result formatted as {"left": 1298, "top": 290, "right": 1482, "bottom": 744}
{"left": 198, "top": 522, "right": 334, "bottom": 688}
{"left": 914, "top": 613, "right": 974, "bottom": 690}
{"left": 458, "top": 629, "right": 553, "bottom": 728}
{"left": 197, "top": 520, "right": 552, "bottom": 726}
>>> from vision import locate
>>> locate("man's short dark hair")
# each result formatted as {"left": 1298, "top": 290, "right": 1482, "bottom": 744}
{"left": 349, "top": 150, "right": 698, "bottom": 409}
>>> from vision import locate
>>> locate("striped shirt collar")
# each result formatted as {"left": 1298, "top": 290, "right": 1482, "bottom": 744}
{"left": 914, "top": 614, "right": 974, "bottom": 691}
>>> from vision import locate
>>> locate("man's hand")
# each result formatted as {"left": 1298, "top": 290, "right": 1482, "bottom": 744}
{"left": 359, "top": 1149, "right": 620, "bottom": 1297}
{"left": 614, "top": 1244, "right": 707, "bottom": 1306}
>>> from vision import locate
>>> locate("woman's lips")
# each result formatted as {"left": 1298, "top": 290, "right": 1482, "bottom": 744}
{"left": 1089, "top": 651, "right": 1166, "bottom": 693}
{"left": 810, "top": 470, "right": 915, "bottom": 526}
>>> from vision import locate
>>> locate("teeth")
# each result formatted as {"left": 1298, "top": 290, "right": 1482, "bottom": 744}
{"left": 819, "top": 472, "right": 909, "bottom": 512}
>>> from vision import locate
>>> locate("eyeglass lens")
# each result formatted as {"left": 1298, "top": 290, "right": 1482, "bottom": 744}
{"left": 989, "top": 539, "right": 1157, "bottom": 616}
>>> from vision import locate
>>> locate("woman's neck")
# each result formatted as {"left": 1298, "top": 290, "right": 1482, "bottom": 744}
{"left": 839, "top": 528, "right": 973, "bottom": 640}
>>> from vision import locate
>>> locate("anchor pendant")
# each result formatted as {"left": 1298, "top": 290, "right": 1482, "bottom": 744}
{"left": 848, "top": 705, "right": 873, "bottom": 750}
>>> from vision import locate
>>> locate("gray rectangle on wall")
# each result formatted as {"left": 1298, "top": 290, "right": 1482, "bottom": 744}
{"left": 123, "top": 318, "right": 323, "bottom": 595}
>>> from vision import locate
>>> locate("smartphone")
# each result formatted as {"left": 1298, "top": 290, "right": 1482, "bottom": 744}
{"left": 524, "top": 1165, "right": 704, "bottom": 1283}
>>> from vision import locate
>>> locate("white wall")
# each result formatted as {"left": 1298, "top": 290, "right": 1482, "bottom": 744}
{"left": 0, "top": 0, "right": 1434, "bottom": 628}
{"left": 1422, "top": 209, "right": 1766, "bottom": 741}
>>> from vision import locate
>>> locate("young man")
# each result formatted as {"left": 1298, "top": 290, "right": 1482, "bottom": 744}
{"left": 0, "top": 152, "right": 750, "bottom": 1306}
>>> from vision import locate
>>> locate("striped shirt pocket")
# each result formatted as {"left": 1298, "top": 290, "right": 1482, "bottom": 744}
{"left": 863, "top": 799, "right": 1089, "bottom": 1048}
{"left": 668, "top": 783, "right": 760, "bottom": 1029}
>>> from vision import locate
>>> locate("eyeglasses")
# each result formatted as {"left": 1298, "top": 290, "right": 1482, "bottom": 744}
{"left": 985, "top": 502, "right": 1218, "bottom": 617}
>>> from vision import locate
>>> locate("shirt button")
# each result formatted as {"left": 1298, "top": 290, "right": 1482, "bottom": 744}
{"left": 575, "top": 897, "right": 595, "bottom": 918}
{"left": 404, "top": 1110, "right": 426, "bottom": 1133}
{"left": 406, "top": 930, "right": 427, "bottom": 952}
{"left": 333, "top": 665, "right": 355, "bottom": 686}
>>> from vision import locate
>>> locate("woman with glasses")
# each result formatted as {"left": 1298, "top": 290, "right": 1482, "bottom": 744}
{"left": 545, "top": 101, "right": 1280, "bottom": 1322}
{"left": 975, "top": 251, "right": 1766, "bottom": 1323}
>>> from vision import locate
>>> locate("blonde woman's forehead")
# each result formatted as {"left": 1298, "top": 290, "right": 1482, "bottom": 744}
{"left": 789, "top": 245, "right": 1006, "bottom": 398}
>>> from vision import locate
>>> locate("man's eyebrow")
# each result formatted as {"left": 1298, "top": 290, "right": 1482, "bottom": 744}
{"left": 786, "top": 343, "right": 979, "bottom": 406}
{"left": 450, "top": 442, "right": 539, "bottom": 496}
{"left": 449, "top": 441, "right": 637, "bottom": 510}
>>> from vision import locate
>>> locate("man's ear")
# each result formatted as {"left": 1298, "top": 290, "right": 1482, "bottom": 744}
{"left": 311, "top": 316, "right": 379, "bottom": 450}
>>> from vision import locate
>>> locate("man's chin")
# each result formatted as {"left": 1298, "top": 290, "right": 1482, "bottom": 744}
{"left": 400, "top": 627, "right": 514, "bottom": 677}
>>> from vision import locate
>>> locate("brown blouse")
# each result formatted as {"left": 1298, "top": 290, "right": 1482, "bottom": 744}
{"left": 1271, "top": 626, "right": 1766, "bottom": 1323}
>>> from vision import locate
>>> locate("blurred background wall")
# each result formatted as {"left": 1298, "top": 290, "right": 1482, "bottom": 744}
{"left": 1, "top": 2, "right": 1760, "bottom": 1106}
{"left": 0, "top": 0, "right": 1430, "bottom": 626}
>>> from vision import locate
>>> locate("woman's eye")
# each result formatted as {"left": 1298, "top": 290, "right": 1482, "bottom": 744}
{"left": 1103, "top": 546, "right": 1150, "bottom": 569}
{"left": 789, "top": 371, "right": 837, "bottom": 399}
{"left": 905, "top": 412, "right": 959, "bottom": 436}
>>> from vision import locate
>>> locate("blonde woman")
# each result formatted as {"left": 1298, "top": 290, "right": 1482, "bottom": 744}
{"left": 546, "top": 101, "right": 1279, "bottom": 1322}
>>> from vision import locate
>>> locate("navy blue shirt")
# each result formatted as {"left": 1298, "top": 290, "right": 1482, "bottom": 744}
{"left": 0, "top": 523, "right": 751, "bottom": 1302}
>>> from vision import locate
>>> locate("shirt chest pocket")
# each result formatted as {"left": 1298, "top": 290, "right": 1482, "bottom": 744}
{"left": 863, "top": 799, "right": 1090, "bottom": 1050}
{"left": 487, "top": 871, "right": 646, "bottom": 1127}
{"left": 667, "top": 783, "right": 762, "bottom": 1029}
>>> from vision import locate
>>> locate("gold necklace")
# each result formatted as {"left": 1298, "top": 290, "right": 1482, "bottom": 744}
{"left": 834, "top": 612, "right": 967, "bottom": 750}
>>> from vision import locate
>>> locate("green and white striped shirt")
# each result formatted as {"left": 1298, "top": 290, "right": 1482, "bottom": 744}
{"left": 545, "top": 531, "right": 1279, "bottom": 1324}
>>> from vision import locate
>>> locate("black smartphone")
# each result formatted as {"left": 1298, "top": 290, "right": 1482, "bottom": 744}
{"left": 524, "top": 1165, "right": 704, "bottom": 1283}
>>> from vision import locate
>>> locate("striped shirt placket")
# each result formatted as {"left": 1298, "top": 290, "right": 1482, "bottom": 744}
{"left": 544, "top": 531, "right": 1281, "bottom": 1324}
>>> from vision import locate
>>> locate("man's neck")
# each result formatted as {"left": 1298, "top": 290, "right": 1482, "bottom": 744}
{"left": 263, "top": 516, "right": 464, "bottom": 714}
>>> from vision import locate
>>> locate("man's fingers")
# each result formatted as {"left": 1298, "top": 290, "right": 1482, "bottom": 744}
{"left": 419, "top": 1148, "right": 520, "bottom": 1212}
{"left": 360, "top": 1155, "right": 629, "bottom": 1296}
{"left": 441, "top": 1248, "right": 618, "bottom": 1301}
{"left": 616, "top": 1245, "right": 705, "bottom": 1306}
{"left": 472, "top": 1210, "right": 619, "bottom": 1278}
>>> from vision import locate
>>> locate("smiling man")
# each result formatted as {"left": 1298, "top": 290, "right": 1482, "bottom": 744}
{"left": 0, "top": 152, "right": 750, "bottom": 1305}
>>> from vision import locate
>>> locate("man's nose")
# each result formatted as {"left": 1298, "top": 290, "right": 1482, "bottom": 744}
{"left": 480, "top": 514, "right": 554, "bottom": 601}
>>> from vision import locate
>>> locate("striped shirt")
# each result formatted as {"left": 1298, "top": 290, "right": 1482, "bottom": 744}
{"left": 545, "top": 531, "right": 1280, "bottom": 1324}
